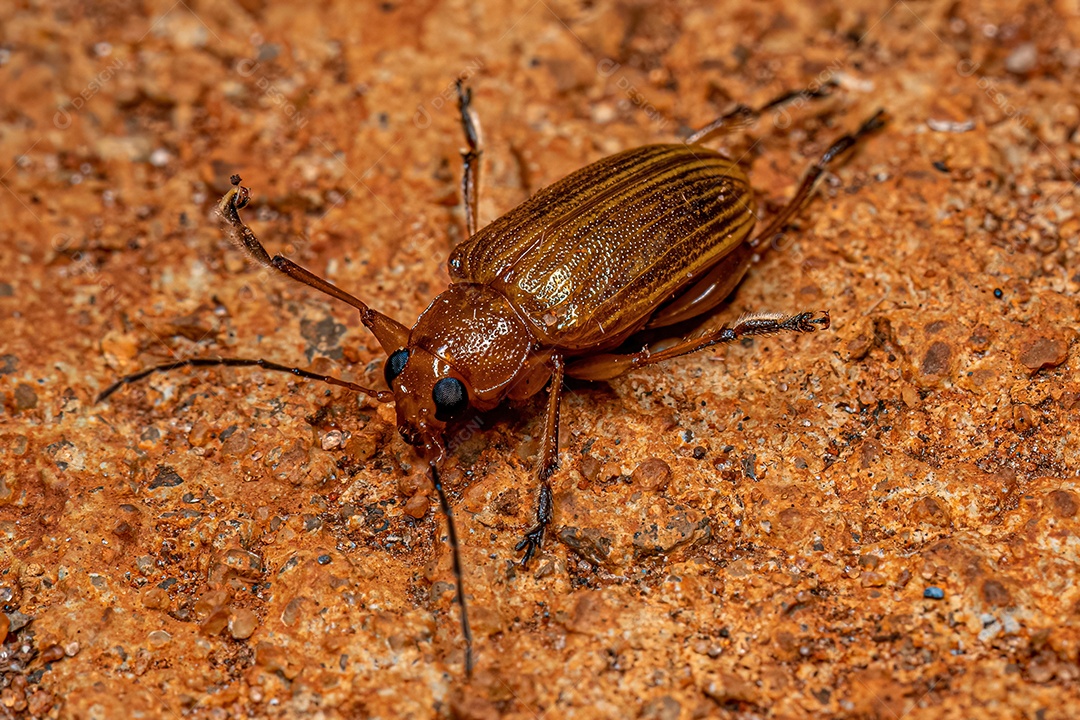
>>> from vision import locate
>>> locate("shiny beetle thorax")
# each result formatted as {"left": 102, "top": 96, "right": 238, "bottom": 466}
{"left": 410, "top": 283, "right": 538, "bottom": 406}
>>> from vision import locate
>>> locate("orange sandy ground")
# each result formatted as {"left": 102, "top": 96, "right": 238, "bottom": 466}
{"left": 1, "top": 0, "right": 1079, "bottom": 718}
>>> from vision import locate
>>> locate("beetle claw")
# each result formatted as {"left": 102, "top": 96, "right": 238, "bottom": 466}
{"left": 515, "top": 526, "right": 545, "bottom": 566}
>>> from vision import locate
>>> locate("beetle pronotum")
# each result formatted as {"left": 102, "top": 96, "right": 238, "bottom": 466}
{"left": 99, "top": 81, "right": 884, "bottom": 674}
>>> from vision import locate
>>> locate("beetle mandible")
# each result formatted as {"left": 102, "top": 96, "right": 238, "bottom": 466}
{"left": 99, "top": 81, "right": 884, "bottom": 674}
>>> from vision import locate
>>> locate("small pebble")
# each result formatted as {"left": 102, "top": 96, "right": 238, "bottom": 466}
{"left": 926, "top": 118, "right": 975, "bottom": 133}
{"left": 149, "top": 148, "right": 171, "bottom": 167}
{"left": 148, "top": 630, "right": 172, "bottom": 646}
{"left": 6, "top": 610, "right": 31, "bottom": 632}
{"left": 346, "top": 433, "right": 378, "bottom": 463}
{"left": 397, "top": 470, "right": 431, "bottom": 497}
{"left": 13, "top": 383, "right": 38, "bottom": 411}
{"left": 194, "top": 590, "right": 229, "bottom": 618}
{"left": 921, "top": 341, "right": 952, "bottom": 377}
{"left": 149, "top": 466, "right": 184, "bottom": 489}
{"left": 222, "top": 548, "right": 264, "bottom": 577}
{"left": 579, "top": 456, "right": 601, "bottom": 483}
{"left": 321, "top": 430, "right": 344, "bottom": 450}
{"left": 1005, "top": 42, "right": 1037, "bottom": 74}
{"left": 188, "top": 421, "right": 211, "bottom": 447}
{"left": 404, "top": 493, "right": 430, "bottom": 519}
{"left": 631, "top": 458, "right": 672, "bottom": 492}
{"left": 141, "top": 587, "right": 170, "bottom": 609}
{"left": 1019, "top": 336, "right": 1068, "bottom": 372}
{"left": 1048, "top": 489, "right": 1078, "bottom": 518}
{"left": 39, "top": 645, "right": 65, "bottom": 663}
{"left": 924, "top": 586, "right": 945, "bottom": 600}
{"left": 229, "top": 608, "right": 258, "bottom": 640}
{"left": 26, "top": 690, "right": 53, "bottom": 716}
{"left": 201, "top": 608, "right": 230, "bottom": 636}
{"left": 845, "top": 333, "right": 873, "bottom": 361}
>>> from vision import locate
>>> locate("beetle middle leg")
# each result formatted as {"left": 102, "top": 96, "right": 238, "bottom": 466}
{"left": 515, "top": 354, "right": 565, "bottom": 566}
{"left": 456, "top": 80, "right": 482, "bottom": 237}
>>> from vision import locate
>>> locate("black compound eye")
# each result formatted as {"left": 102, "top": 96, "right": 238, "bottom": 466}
{"left": 432, "top": 377, "right": 468, "bottom": 421}
{"left": 384, "top": 349, "right": 410, "bottom": 386}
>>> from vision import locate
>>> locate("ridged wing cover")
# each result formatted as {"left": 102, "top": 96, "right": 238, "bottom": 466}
{"left": 448, "top": 144, "right": 756, "bottom": 350}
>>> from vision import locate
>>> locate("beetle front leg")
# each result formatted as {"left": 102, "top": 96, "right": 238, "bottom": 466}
{"left": 516, "top": 354, "right": 565, "bottom": 566}
{"left": 456, "top": 80, "right": 483, "bottom": 238}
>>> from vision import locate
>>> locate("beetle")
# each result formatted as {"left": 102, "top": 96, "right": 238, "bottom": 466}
{"left": 99, "top": 81, "right": 884, "bottom": 674}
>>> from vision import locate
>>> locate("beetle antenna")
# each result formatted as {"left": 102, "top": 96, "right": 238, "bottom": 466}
{"left": 686, "top": 78, "right": 840, "bottom": 144}
{"left": 456, "top": 80, "right": 483, "bottom": 238}
{"left": 429, "top": 459, "right": 474, "bottom": 677}
{"left": 218, "top": 176, "right": 411, "bottom": 353}
{"left": 96, "top": 356, "right": 394, "bottom": 404}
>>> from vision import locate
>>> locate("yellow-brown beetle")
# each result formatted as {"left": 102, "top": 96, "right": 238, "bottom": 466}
{"left": 99, "top": 81, "right": 884, "bottom": 674}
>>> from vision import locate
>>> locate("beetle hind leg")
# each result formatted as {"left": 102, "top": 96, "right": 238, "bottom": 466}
{"left": 748, "top": 110, "right": 886, "bottom": 253}
{"left": 564, "top": 310, "right": 830, "bottom": 382}
{"left": 516, "top": 354, "right": 565, "bottom": 566}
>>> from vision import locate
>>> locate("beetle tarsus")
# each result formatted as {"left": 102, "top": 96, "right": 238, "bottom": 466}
{"left": 516, "top": 481, "right": 553, "bottom": 567}
{"left": 731, "top": 310, "right": 831, "bottom": 337}
{"left": 515, "top": 527, "right": 544, "bottom": 566}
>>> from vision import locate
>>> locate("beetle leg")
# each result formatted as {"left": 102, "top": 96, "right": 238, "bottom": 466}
{"left": 686, "top": 79, "right": 840, "bottom": 145}
{"left": 515, "top": 354, "right": 565, "bottom": 566}
{"left": 456, "top": 80, "right": 483, "bottom": 238}
{"left": 748, "top": 110, "right": 886, "bottom": 252}
{"left": 96, "top": 356, "right": 394, "bottom": 404}
{"left": 218, "top": 175, "right": 411, "bottom": 353}
{"left": 565, "top": 311, "right": 830, "bottom": 382}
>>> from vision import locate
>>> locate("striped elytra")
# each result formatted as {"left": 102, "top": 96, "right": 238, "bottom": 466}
{"left": 449, "top": 144, "right": 756, "bottom": 349}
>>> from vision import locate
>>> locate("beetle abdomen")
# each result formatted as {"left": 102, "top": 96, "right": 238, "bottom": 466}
{"left": 449, "top": 144, "right": 755, "bottom": 350}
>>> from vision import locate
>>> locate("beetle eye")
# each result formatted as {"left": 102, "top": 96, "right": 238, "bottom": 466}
{"left": 432, "top": 377, "right": 468, "bottom": 421}
{"left": 384, "top": 349, "right": 410, "bottom": 385}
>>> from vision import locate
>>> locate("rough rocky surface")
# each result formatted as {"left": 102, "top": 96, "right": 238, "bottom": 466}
{"left": 1, "top": 0, "right": 1079, "bottom": 718}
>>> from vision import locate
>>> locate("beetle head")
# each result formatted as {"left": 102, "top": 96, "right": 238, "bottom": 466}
{"left": 383, "top": 345, "right": 470, "bottom": 454}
